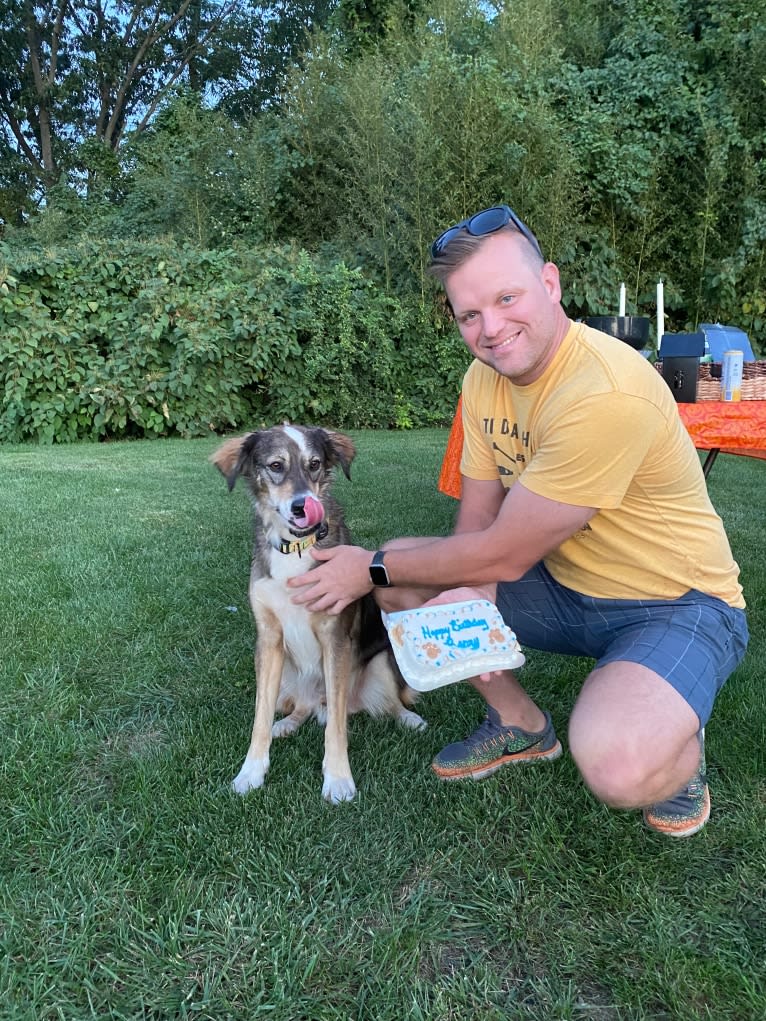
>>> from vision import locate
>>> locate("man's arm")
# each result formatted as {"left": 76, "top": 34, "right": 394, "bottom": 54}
{"left": 371, "top": 476, "right": 508, "bottom": 612}
{"left": 431, "top": 475, "right": 506, "bottom": 607}
{"left": 289, "top": 477, "right": 596, "bottom": 613}
{"left": 379, "top": 480, "right": 595, "bottom": 589}
{"left": 453, "top": 476, "right": 506, "bottom": 533}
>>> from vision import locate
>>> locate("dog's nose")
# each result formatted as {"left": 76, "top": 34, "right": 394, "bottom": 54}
{"left": 291, "top": 498, "right": 306, "bottom": 517}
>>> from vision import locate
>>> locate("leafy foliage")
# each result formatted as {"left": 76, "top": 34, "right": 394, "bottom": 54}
{"left": 0, "top": 239, "right": 468, "bottom": 442}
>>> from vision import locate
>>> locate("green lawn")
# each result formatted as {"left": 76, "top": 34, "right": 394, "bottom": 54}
{"left": 1, "top": 432, "right": 764, "bottom": 1021}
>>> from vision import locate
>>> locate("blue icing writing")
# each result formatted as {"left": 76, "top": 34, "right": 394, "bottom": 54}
{"left": 451, "top": 616, "right": 489, "bottom": 632}
{"left": 421, "top": 625, "right": 455, "bottom": 645}
{"left": 421, "top": 619, "right": 490, "bottom": 638}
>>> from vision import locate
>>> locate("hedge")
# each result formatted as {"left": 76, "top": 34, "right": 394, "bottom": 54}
{"left": 0, "top": 240, "right": 469, "bottom": 443}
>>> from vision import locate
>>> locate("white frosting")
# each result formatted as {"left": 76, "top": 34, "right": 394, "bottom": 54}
{"left": 384, "top": 599, "right": 525, "bottom": 691}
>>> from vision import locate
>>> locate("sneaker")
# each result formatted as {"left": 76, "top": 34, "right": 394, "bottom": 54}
{"left": 431, "top": 706, "right": 562, "bottom": 781}
{"left": 643, "top": 730, "right": 710, "bottom": 838}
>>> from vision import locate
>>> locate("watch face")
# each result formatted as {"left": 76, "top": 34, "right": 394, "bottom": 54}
{"left": 369, "top": 552, "right": 390, "bottom": 586}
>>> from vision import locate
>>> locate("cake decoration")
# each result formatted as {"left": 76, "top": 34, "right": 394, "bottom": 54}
{"left": 384, "top": 599, "right": 525, "bottom": 691}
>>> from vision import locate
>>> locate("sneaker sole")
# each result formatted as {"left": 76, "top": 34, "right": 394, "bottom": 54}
{"left": 643, "top": 785, "right": 711, "bottom": 838}
{"left": 431, "top": 739, "right": 563, "bottom": 781}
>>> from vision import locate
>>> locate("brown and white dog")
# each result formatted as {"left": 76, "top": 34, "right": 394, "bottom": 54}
{"left": 211, "top": 424, "right": 425, "bottom": 803}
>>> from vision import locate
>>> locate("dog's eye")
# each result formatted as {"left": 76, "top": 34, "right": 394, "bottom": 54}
{"left": 308, "top": 458, "right": 321, "bottom": 472}
{"left": 267, "top": 460, "right": 284, "bottom": 473}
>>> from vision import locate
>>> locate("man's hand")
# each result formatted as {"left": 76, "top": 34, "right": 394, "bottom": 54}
{"left": 288, "top": 544, "right": 373, "bottom": 614}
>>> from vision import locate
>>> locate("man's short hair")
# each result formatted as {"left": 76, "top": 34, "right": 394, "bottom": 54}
{"left": 427, "top": 224, "right": 545, "bottom": 287}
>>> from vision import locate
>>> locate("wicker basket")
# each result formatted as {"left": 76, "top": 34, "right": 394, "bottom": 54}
{"left": 655, "top": 361, "right": 766, "bottom": 401}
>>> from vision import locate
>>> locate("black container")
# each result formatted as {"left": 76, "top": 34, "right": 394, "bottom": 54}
{"left": 661, "top": 359, "right": 698, "bottom": 403}
{"left": 657, "top": 332, "right": 706, "bottom": 404}
{"left": 584, "top": 315, "right": 651, "bottom": 351}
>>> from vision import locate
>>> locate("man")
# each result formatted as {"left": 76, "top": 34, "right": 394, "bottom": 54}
{"left": 289, "top": 204, "right": 749, "bottom": 837}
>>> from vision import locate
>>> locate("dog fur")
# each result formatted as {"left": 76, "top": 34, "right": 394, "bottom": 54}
{"left": 211, "top": 423, "right": 425, "bottom": 803}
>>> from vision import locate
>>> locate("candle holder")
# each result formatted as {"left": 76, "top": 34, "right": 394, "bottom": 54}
{"left": 584, "top": 315, "right": 651, "bottom": 351}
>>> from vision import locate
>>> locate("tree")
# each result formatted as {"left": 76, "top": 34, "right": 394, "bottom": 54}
{"left": 332, "top": 0, "right": 428, "bottom": 54}
{"left": 213, "top": 0, "right": 337, "bottom": 119}
{"left": 0, "top": 0, "right": 246, "bottom": 213}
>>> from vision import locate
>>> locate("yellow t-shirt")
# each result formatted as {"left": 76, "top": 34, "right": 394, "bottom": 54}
{"left": 460, "top": 321, "right": 745, "bottom": 608}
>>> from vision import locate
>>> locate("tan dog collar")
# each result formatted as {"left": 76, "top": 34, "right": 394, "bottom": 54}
{"left": 277, "top": 522, "right": 328, "bottom": 556}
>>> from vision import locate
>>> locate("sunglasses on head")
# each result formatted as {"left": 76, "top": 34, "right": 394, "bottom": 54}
{"left": 430, "top": 205, "right": 542, "bottom": 260}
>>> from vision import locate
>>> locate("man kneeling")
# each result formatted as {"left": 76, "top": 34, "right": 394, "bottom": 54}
{"left": 289, "top": 205, "right": 749, "bottom": 837}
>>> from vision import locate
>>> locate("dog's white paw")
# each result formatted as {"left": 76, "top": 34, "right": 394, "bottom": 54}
{"left": 232, "top": 757, "right": 269, "bottom": 794}
{"left": 322, "top": 772, "right": 356, "bottom": 804}
{"left": 272, "top": 716, "right": 300, "bottom": 738}
{"left": 399, "top": 708, "right": 427, "bottom": 731}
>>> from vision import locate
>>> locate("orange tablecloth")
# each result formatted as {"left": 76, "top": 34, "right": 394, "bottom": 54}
{"left": 677, "top": 402, "right": 766, "bottom": 458}
{"left": 438, "top": 398, "right": 766, "bottom": 499}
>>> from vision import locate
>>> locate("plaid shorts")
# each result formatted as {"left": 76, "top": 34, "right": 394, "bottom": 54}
{"left": 496, "top": 563, "right": 749, "bottom": 726}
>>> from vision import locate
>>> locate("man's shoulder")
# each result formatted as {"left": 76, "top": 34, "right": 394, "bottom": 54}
{"left": 564, "top": 323, "right": 669, "bottom": 404}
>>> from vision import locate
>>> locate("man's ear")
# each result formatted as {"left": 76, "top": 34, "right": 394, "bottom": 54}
{"left": 541, "top": 261, "right": 562, "bottom": 303}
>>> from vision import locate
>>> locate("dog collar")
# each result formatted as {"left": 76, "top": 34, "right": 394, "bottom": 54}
{"left": 278, "top": 533, "right": 318, "bottom": 556}
{"left": 277, "top": 522, "right": 328, "bottom": 556}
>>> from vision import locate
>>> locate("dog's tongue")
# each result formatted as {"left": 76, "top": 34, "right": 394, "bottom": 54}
{"left": 295, "top": 495, "right": 324, "bottom": 529}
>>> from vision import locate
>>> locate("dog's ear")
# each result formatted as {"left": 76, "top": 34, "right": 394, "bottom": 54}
{"left": 321, "top": 429, "right": 356, "bottom": 480}
{"left": 210, "top": 433, "right": 255, "bottom": 491}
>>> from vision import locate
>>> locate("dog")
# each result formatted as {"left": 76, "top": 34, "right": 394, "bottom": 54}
{"left": 211, "top": 423, "right": 425, "bottom": 803}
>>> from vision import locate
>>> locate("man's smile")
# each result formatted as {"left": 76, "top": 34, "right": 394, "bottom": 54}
{"left": 488, "top": 330, "right": 520, "bottom": 351}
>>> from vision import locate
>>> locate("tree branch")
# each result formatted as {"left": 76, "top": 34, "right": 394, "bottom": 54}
{"left": 104, "top": 0, "right": 240, "bottom": 146}
{"left": 0, "top": 98, "right": 46, "bottom": 179}
{"left": 23, "top": 1, "right": 69, "bottom": 178}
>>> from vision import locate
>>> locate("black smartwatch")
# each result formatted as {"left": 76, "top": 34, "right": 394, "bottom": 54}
{"left": 369, "top": 550, "right": 391, "bottom": 587}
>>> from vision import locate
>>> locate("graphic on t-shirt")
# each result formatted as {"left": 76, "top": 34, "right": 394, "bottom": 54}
{"left": 492, "top": 442, "right": 516, "bottom": 477}
{"left": 482, "top": 418, "right": 530, "bottom": 483}
{"left": 483, "top": 418, "right": 530, "bottom": 445}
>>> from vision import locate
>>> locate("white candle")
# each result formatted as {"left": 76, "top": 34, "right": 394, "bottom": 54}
{"left": 656, "top": 279, "right": 665, "bottom": 350}
{"left": 619, "top": 282, "right": 626, "bottom": 317}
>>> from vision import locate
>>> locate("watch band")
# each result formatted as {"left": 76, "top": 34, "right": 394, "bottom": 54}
{"left": 369, "top": 549, "right": 391, "bottom": 587}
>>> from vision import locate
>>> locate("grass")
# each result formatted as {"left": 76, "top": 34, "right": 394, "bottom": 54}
{"left": 0, "top": 431, "right": 764, "bottom": 1021}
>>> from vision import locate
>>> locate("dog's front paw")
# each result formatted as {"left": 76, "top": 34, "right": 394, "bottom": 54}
{"left": 322, "top": 772, "right": 357, "bottom": 804}
{"left": 398, "top": 707, "right": 427, "bottom": 731}
{"left": 232, "top": 756, "right": 269, "bottom": 795}
{"left": 272, "top": 715, "right": 302, "bottom": 738}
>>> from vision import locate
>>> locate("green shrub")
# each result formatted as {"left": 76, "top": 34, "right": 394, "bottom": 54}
{"left": 0, "top": 240, "right": 469, "bottom": 442}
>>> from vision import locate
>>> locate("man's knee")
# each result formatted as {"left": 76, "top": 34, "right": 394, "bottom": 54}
{"left": 374, "top": 587, "right": 407, "bottom": 613}
{"left": 568, "top": 725, "right": 653, "bottom": 808}
{"left": 568, "top": 714, "right": 701, "bottom": 809}
{"left": 567, "top": 662, "right": 702, "bottom": 808}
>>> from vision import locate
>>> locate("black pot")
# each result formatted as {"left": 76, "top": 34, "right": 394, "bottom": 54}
{"left": 584, "top": 315, "right": 651, "bottom": 351}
